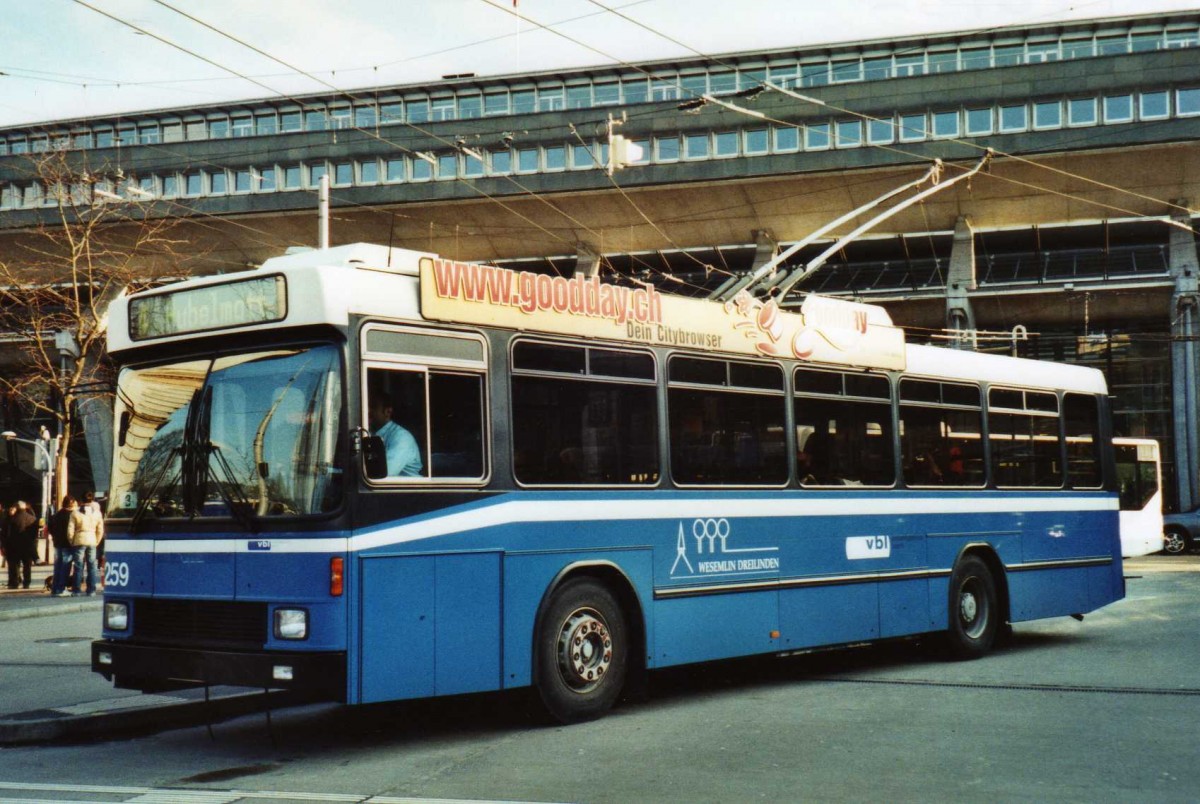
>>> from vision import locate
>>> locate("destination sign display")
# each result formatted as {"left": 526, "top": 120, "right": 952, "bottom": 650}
{"left": 419, "top": 257, "right": 906, "bottom": 371}
{"left": 129, "top": 275, "right": 287, "bottom": 341}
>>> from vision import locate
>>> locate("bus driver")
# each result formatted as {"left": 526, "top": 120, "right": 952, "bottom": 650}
{"left": 367, "top": 391, "right": 423, "bottom": 477}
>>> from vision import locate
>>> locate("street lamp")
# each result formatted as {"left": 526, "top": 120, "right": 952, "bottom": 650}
{"left": 2, "top": 431, "right": 55, "bottom": 560}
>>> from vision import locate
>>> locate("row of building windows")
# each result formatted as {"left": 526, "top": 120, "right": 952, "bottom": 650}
{"left": 2, "top": 86, "right": 1196, "bottom": 210}
{"left": 0, "top": 20, "right": 1195, "bottom": 154}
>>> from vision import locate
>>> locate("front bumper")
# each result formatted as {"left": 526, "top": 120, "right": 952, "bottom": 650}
{"left": 92, "top": 640, "right": 346, "bottom": 700}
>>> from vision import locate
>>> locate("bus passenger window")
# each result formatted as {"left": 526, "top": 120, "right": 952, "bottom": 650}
{"left": 899, "top": 378, "right": 984, "bottom": 488}
{"left": 988, "top": 388, "right": 1062, "bottom": 488}
{"left": 366, "top": 371, "right": 425, "bottom": 478}
{"left": 365, "top": 366, "right": 487, "bottom": 481}
{"left": 794, "top": 368, "right": 894, "bottom": 488}
{"left": 669, "top": 356, "right": 786, "bottom": 486}
{"left": 1065, "top": 393, "right": 1103, "bottom": 488}
{"left": 511, "top": 341, "right": 658, "bottom": 486}
{"left": 428, "top": 372, "right": 485, "bottom": 478}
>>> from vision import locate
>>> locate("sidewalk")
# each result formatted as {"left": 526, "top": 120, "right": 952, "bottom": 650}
{"left": 0, "top": 563, "right": 305, "bottom": 745}
{"left": 0, "top": 562, "right": 103, "bottom": 622}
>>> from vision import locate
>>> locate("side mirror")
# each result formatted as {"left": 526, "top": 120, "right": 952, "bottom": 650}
{"left": 363, "top": 435, "right": 387, "bottom": 480}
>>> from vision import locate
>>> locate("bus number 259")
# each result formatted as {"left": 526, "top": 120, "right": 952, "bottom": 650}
{"left": 104, "top": 562, "right": 130, "bottom": 588}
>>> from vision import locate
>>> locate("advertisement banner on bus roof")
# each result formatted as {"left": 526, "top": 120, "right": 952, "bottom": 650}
{"left": 419, "top": 257, "right": 906, "bottom": 370}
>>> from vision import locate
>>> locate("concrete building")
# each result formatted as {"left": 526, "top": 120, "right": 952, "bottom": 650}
{"left": 1, "top": 10, "right": 1198, "bottom": 512}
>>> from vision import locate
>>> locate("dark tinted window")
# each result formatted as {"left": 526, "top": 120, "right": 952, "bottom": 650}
{"left": 795, "top": 397, "right": 894, "bottom": 487}
{"left": 513, "top": 341, "right": 585, "bottom": 374}
{"left": 590, "top": 348, "right": 655, "bottom": 380}
{"left": 1115, "top": 443, "right": 1158, "bottom": 510}
{"left": 730, "top": 361, "right": 784, "bottom": 391}
{"left": 899, "top": 403, "right": 985, "bottom": 487}
{"left": 794, "top": 368, "right": 843, "bottom": 396}
{"left": 669, "top": 356, "right": 727, "bottom": 385}
{"left": 512, "top": 376, "right": 658, "bottom": 485}
{"left": 1065, "top": 393, "right": 1103, "bottom": 489}
{"left": 988, "top": 387, "right": 1062, "bottom": 488}
{"left": 670, "top": 387, "right": 787, "bottom": 485}
{"left": 845, "top": 374, "right": 890, "bottom": 399}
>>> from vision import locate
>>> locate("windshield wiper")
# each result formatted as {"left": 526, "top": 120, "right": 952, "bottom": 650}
{"left": 202, "top": 440, "right": 260, "bottom": 533}
{"left": 186, "top": 383, "right": 255, "bottom": 532}
{"left": 129, "top": 447, "right": 182, "bottom": 535}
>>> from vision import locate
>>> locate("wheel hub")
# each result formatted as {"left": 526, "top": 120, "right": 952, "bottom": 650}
{"left": 960, "top": 590, "right": 978, "bottom": 624}
{"left": 557, "top": 608, "right": 613, "bottom": 692}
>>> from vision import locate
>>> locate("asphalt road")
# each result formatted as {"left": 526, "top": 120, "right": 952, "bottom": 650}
{"left": 0, "top": 555, "right": 1196, "bottom": 803}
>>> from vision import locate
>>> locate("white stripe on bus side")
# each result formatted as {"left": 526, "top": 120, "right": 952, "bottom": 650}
{"left": 105, "top": 493, "right": 1117, "bottom": 555}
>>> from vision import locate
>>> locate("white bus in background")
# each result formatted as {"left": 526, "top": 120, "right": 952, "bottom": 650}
{"left": 1113, "top": 437, "right": 1164, "bottom": 557}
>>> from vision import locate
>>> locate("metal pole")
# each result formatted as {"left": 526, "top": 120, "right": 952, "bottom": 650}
{"left": 318, "top": 174, "right": 330, "bottom": 250}
{"left": 39, "top": 428, "right": 52, "bottom": 563}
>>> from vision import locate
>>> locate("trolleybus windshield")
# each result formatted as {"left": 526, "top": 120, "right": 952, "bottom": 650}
{"left": 108, "top": 344, "right": 343, "bottom": 522}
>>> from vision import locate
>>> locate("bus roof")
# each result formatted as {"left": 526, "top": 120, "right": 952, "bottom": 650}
{"left": 105, "top": 243, "right": 1108, "bottom": 395}
{"left": 905, "top": 342, "right": 1108, "bottom": 394}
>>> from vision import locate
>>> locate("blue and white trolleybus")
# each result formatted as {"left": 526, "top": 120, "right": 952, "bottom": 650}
{"left": 92, "top": 243, "right": 1124, "bottom": 722}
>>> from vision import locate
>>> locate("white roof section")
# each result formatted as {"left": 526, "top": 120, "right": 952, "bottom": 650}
{"left": 107, "top": 243, "right": 432, "bottom": 354}
{"left": 260, "top": 244, "right": 431, "bottom": 276}
{"left": 105, "top": 242, "right": 1108, "bottom": 397}
{"left": 905, "top": 342, "right": 1108, "bottom": 395}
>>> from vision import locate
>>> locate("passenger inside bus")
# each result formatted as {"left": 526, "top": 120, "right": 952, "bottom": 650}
{"left": 367, "top": 390, "right": 423, "bottom": 477}
{"left": 798, "top": 430, "right": 835, "bottom": 485}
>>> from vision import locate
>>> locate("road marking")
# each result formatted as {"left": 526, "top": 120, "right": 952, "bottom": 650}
{"left": 0, "top": 781, "right": 560, "bottom": 804}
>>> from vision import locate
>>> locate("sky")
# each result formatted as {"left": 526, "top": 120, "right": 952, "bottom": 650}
{"left": 2, "top": 0, "right": 1198, "bottom": 129}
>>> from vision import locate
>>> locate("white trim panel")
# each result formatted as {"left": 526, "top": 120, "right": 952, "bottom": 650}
{"left": 105, "top": 494, "right": 1117, "bottom": 554}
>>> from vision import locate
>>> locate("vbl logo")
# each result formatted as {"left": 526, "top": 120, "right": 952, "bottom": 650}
{"left": 846, "top": 534, "right": 891, "bottom": 560}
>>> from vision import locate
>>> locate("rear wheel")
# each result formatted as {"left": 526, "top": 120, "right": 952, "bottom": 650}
{"left": 945, "top": 555, "right": 999, "bottom": 659}
{"left": 535, "top": 578, "right": 628, "bottom": 724}
{"left": 1163, "top": 528, "right": 1189, "bottom": 555}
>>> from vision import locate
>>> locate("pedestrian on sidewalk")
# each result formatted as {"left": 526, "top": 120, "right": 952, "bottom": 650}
{"left": 48, "top": 495, "right": 77, "bottom": 596}
{"left": 82, "top": 491, "right": 105, "bottom": 575}
{"left": 68, "top": 497, "right": 104, "bottom": 596}
{"left": 4, "top": 501, "right": 39, "bottom": 589}
{"left": 0, "top": 502, "right": 8, "bottom": 570}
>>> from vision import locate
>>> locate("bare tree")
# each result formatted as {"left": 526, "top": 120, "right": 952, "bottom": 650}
{"left": 0, "top": 147, "right": 200, "bottom": 505}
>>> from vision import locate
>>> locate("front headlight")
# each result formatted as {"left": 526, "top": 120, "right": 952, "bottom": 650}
{"left": 273, "top": 608, "right": 308, "bottom": 640}
{"left": 104, "top": 602, "right": 129, "bottom": 631}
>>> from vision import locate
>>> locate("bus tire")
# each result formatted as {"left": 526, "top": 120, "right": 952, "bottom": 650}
{"left": 535, "top": 578, "right": 628, "bottom": 724}
{"left": 945, "top": 555, "right": 998, "bottom": 660}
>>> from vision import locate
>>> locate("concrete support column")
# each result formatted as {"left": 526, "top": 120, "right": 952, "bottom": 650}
{"left": 946, "top": 216, "right": 977, "bottom": 350}
{"left": 576, "top": 242, "right": 602, "bottom": 278}
{"left": 1169, "top": 205, "right": 1200, "bottom": 511}
{"left": 708, "top": 229, "right": 777, "bottom": 300}
{"left": 80, "top": 394, "right": 113, "bottom": 497}
{"left": 749, "top": 229, "right": 779, "bottom": 283}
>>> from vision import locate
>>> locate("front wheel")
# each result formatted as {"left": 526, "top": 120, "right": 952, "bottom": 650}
{"left": 1162, "top": 528, "right": 1189, "bottom": 555}
{"left": 535, "top": 578, "right": 628, "bottom": 724}
{"left": 945, "top": 555, "right": 999, "bottom": 660}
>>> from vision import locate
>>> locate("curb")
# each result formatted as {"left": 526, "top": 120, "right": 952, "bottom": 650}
{"left": 0, "top": 688, "right": 312, "bottom": 745}
{"left": 0, "top": 600, "right": 103, "bottom": 622}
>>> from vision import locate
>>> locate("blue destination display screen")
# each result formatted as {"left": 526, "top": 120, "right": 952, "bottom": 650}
{"left": 129, "top": 275, "right": 287, "bottom": 340}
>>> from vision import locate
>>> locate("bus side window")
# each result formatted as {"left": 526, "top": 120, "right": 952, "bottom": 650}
{"left": 1065, "top": 392, "right": 1103, "bottom": 488}
{"left": 899, "top": 378, "right": 983, "bottom": 488}
{"left": 365, "top": 367, "right": 487, "bottom": 481}
{"left": 366, "top": 369, "right": 427, "bottom": 478}
{"left": 794, "top": 368, "right": 893, "bottom": 488}
{"left": 428, "top": 372, "right": 485, "bottom": 478}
